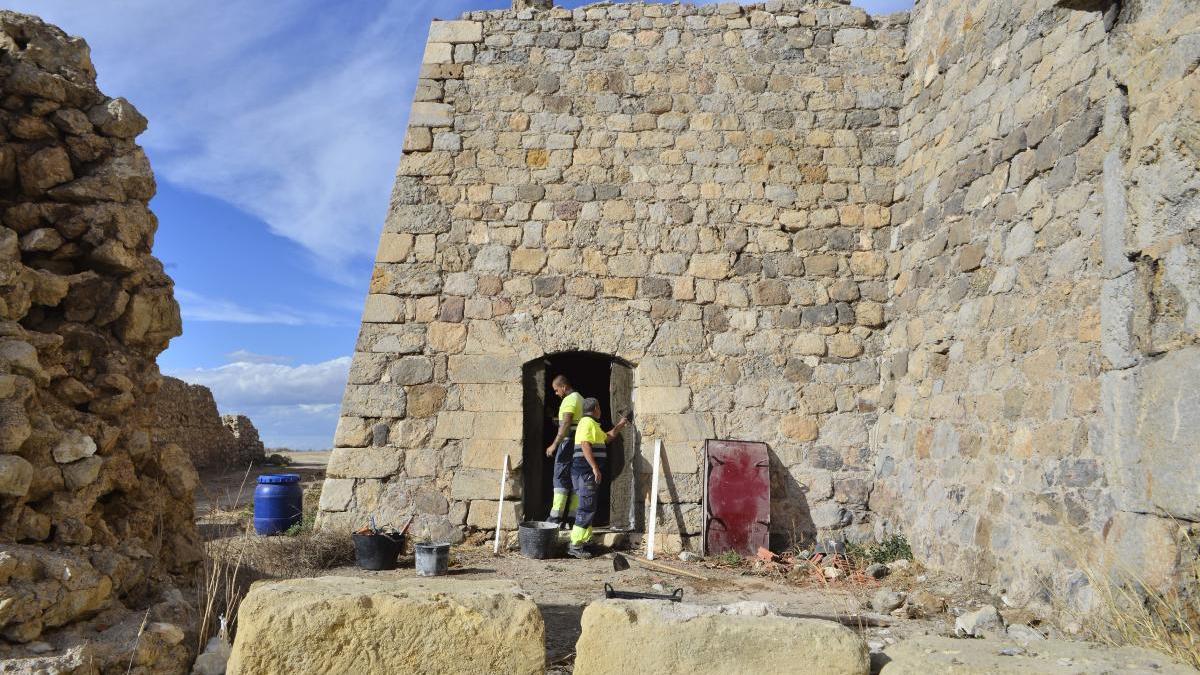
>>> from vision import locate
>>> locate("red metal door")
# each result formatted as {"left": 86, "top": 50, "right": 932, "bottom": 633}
{"left": 704, "top": 440, "right": 770, "bottom": 556}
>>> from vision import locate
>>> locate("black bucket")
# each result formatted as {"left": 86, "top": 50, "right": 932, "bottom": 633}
{"left": 352, "top": 532, "right": 404, "bottom": 571}
{"left": 518, "top": 521, "right": 559, "bottom": 559}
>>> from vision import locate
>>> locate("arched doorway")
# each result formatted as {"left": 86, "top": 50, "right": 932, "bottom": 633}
{"left": 521, "top": 352, "right": 638, "bottom": 530}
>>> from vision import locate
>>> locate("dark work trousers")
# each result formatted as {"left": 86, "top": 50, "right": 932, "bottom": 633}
{"left": 569, "top": 453, "right": 606, "bottom": 545}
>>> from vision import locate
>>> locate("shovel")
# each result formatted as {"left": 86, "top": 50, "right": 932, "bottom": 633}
{"left": 612, "top": 553, "right": 708, "bottom": 580}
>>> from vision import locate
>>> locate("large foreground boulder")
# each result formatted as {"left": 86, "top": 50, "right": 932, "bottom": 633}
{"left": 574, "top": 600, "right": 869, "bottom": 675}
{"left": 227, "top": 576, "right": 544, "bottom": 675}
{"left": 879, "top": 635, "right": 1195, "bottom": 674}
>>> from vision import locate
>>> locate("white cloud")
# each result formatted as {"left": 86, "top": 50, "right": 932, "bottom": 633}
{"left": 176, "top": 288, "right": 349, "bottom": 326}
{"left": 225, "top": 349, "right": 292, "bottom": 365}
{"left": 169, "top": 356, "right": 351, "bottom": 409}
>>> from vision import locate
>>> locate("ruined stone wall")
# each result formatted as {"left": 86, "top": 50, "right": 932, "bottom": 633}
{"left": 319, "top": 0, "right": 907, "bottom": 549}
{"left": 0, "top": 11, "right": 197, "bottom": 669}
{"left": 150, "top": 376, "right": 265, "bottom": 470}
{"left": 874, "top": 0, "right": 1199, "bottom": 608}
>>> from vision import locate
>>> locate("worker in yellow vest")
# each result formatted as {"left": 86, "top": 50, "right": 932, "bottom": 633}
{"left": 569, "top": 397, "right": 628, "bottom": 559}
{"left": 545, "top": 375, "right": 582, "bottom": 527}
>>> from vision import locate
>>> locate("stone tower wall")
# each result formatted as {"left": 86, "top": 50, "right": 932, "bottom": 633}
{"left": 324, "top": 0, "right": 1199, "bottom": 605}
{"left": 319, "top": 0, "right": 908, "bottom": 549}
{"left": 875, "top": 0, "right": 1199, "bottom": 607}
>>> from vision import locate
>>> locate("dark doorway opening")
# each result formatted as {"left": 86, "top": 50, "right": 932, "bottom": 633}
{"left": 522, "top": 352, "right": 637, "bottom": 530}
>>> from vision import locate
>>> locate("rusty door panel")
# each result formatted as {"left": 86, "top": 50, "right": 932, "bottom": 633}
{"left": 704, "top": 440, "right": 770, "bottom": 556}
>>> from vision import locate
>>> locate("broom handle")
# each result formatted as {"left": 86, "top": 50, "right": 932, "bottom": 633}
{"left": 647, "top": 439, "right": 662, "bottom": 561}
{"left": 493, "top": 454, "right": 509, "bottom": 554}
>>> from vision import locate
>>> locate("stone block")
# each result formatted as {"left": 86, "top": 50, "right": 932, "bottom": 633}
{"left": 362, "top": 294, "right": 403, "bottom": 323}
{"left": 421, "top": 42, "right": 453, "bottom": 65}
{"left": 448, "top": 355, "right": 522, "bottom": 383}
{"left": 433, "top": 411, "right": 475, "bottom": 439}
{"left": 341, "top": 384, "right": 406, "bottom": 418}
{"left": 460, "top": 383, "right": 523, "bottom": 412}
{"left": 452, "top": 468, "right": 521, "bottom": 501}
{"left": 465, "top": 499, "right": 522, "bottom": 530}
{"left": 641, "top": 413, "right": 713, "bottom": 442}
{"left": 376, "top": 233, "right": 413, "bottom": 263}
{"left": 471, "top": 412, "right": 523, "bottom": 440}
{"left": 429, "top": 322, "right": 467, "bottom": 353}
{"left": 326, "top": 448, "right": 404, "bottom": 479}
{"left": 574, "top": 600, "right": 868, "bottom": 675}
{"left": 463, "top": 439, "right": 523, "bottom": 470}
{"left": 318, "top": 478, "right": 354, "bottom": 511}
{"left": 637, "top": 358, "right": 680, "bottom": 386}
{"left": 428, "top": 21, "right": 483, "bottom": 44}
{"left": 688, "top": 254, "right": 731, "bottom": 279}
{"left": 227, "top": 578, "right": 543, "bottom": 675}
{"left": 639, "top": 386, "right": 691, "bottom": 414}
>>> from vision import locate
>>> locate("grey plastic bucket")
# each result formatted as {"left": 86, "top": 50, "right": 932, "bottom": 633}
{"left": 414, "top": 542, "right": 450, "bottom": 576}
{"left": 518, "top": 521, "right": 558, "bottom": 559}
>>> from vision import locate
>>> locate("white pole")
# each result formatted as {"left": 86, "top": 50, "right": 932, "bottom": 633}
{"left": 646, "top": 439, "right": 662, "bottom": 561}
{"left": 493, "top": 454, "right": 510, "bottom": 555}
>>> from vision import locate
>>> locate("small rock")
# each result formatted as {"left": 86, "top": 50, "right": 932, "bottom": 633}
{"left": 678, "top": 551, "right": 701, "bottom": 563}
{"left": 886, "top": 559, "right": 910, "bottom": 572}
{"left": 865, "top": 563, "right": 889, "bottom": 579}
{"left": 27, "top": 641, "right": 53, "bottom": 654}
{"left": 1006, "top": 623, "right": 1046, "bottom": 643}
{"left": 905, "top": 589, "right": 947, "bottom": 618}
{"left": 998, "top": 646, "right": 1026, "bottom": 656}
{"left": 52, "top": 431, "right": 96, "bottom": 464}
{"left": 652, "top": 583, "right": 666, "bottom": 593}
{"left": 955, "top": 605, "right": 1005, "bottom": 638}
{"left": 871, "top": 588, "right": 906, "bottom": 613}
{"left": 822, "top": 566, "right": 843, "bottom": 580}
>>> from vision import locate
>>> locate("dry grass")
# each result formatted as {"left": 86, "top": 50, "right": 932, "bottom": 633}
{"left": 194, "top": 473, "right": 353, "bottom": 651}
{"left": 1068, "top": 527, "right": 1200, "bottom": 669}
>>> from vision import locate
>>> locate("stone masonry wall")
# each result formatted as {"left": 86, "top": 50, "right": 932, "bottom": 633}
{"left": 319, "top": 0, "right": 908, "bottom": 550}
{"left": 0, "top": 11, "right": 198, "bottom": 670}
{"left": 150, "top": 376, "right": 265, "bottom": 470}
{"left": 874, "top": 0, "right": 1199, "bottom": 609}
{"left": 324, "top": 0, "right": 1198, "bottom": 606}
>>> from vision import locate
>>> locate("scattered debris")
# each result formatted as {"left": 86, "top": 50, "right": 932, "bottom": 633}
{"left": 678, "top": 551, "right": 702, "bottom": 563}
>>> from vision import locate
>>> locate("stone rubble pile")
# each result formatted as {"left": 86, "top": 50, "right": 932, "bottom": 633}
{"left": 0, "top": 10, "right": 198, "bottom": 672}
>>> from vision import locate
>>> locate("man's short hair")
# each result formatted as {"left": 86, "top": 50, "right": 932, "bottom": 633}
{"left": 552, "top": 374, "right": 571, "bottom": 387}
{"left": 581, "top": 397, "right": 600, "bottom": 414}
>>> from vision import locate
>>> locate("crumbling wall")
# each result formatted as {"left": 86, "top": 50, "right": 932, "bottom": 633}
{"left": 875, "top": 0, "right": 1199, "bottom": 607}
{"left": 320, "top": 0, "right": 907, "bottom": 549}
{"left": 150, "top": 376, "right": 265, "bottom": 470}
{"left": 0, "top": 11, "right": 197, "bottom": 670}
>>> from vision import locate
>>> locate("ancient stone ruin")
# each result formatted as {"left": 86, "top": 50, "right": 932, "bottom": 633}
{"left": 151, "top": 376, "right": 266, "bottom": 470}
{"left": 322, "top": 0, "right": 1199, "bottom": 613}
{"left": 0, "top": 10, "right": 199, "bottom": 669}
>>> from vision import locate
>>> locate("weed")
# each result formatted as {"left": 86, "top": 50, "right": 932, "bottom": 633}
{"left": 846, "top": 534, "right": 913, "bottom": 566}
{"left": 714, "top": 550, "right": 744, "bottom": 567}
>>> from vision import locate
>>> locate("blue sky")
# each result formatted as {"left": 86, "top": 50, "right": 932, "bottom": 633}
{"left": 13, "top": 0, "right": 913, "bottom": 449}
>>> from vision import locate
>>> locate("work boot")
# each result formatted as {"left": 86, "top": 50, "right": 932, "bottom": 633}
{"left": 567, "top": 544, "right": 593, "bottom": 559}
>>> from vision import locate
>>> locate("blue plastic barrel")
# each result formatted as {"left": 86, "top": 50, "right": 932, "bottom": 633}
{"left": 253, "top": 474, "right": 303, "bottom": 535}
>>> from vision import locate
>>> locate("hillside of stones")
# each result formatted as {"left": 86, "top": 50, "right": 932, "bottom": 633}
{"left": 0, "top": 10, "right": 199, "bottom": 672}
